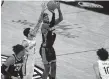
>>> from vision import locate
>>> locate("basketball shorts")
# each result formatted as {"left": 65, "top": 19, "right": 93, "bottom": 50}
{"left": 40, "top": 46, "right": 56, "bottom": 64}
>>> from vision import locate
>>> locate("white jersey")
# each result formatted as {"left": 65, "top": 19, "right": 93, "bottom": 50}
{"left": 23, "top": 38, "right": 36, "bottom": 79}
{"left": 24, "top": 38, "right": 36, "bottom": 55}
{"left": 97, "top": 59, "right": 109, "bottom": 79}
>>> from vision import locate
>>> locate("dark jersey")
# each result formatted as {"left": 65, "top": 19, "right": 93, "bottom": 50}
{"left": 7, "top": 54, "right": 23, "bottom": 77}
{"left": 1, "top": 54, "right": 23, "bottom": 77}
{"left": 41, "top": 13, "right": 56, "bottom": 47}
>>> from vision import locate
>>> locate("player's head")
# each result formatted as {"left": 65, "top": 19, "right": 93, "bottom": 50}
{"left": 13, "top": 44, "right": 25, "bottom": 57}
{"left": 43, "top": 13, "right": 49, "bottom": 23}
{"left": 97, "top": 48, "right": 109, "bottom": 61}
{"left": 23, "top": 28, "right": 34, "bottom": 39}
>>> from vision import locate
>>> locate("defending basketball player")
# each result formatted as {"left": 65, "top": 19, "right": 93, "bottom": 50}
{"left": 93, "top": 48, "right": 109, "bottom": 79}
{"left": 1, "top": 44, "right": 25, "bottom": 79}
{"left": 22, "top": 3, "right": 47, "bottom": 79}
{"left": 40, "top": 2, "right": 63, "bottom": 79}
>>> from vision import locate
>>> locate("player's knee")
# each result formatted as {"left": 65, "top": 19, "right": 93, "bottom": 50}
{"left": 51, "top": 62, "right": 56, "bottom": 70}
{"left": 44, "top": 64, "right": 50, "bottom": 72}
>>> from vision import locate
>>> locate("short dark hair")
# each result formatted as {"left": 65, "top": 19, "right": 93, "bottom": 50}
{"left": 13, "top": 44, "right": 25, "bottom": 55}
{"left": 97, "top": 48, "right": 108, "bottom": 61}
{"left": 23, "top": 28, "right": 30, "bottom": 37}
{"left": 43, "top": 13, "right": 48, "bottom": 18}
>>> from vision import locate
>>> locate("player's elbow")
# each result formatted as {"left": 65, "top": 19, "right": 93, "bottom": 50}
{"left": 59, "top": 12, "right": 63, "bottom": 21}
{"left": 59, "top": 15, "right": 63, "bottom": 22}
{"left": 55, "top": 15, "right": 63, "bottom": 25}
{"left": 58, "top": 17, "right": 63, "bottom": 23}
{"left": 60, "top": 17, "right": 63, "bottom": 22}
{"left": 1, "top": 64, "right": 7, "bottom": 75}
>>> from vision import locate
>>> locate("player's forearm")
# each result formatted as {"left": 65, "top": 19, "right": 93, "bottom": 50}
{"left": 33, "top": 18, "right": 42, "bottom": 32}
{"left": 32, "top": 22, "right": 41, "bottom": 35}
{"left": 1, "top": 64, "right": 8, "bottom": 75}
{"left": 49, "top": 12, "right": 55, "bottom": 28}
{"left": 1, "top": 64, "right": 12, "bottom": 76}
{"left": 55, "top": 9, "right": 63, "bottom": 25}
{"left": 32, "top": 9, "right": 45, "bottom": 35}
{"left": 37, "top": 9, "right": 44, "bottom": 23}
{"left": 57, "top": 9, "right": 63, "bottom": 22}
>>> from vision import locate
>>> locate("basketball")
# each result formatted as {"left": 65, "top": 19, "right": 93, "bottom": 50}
{"left": 47, "top": 1, "right": 57, "bottom": 11}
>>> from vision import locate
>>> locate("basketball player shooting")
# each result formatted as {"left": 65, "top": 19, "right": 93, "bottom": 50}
{"left": 93, "top": 48, "right": 109, "bottom": 79}
{"left": 40, "top": 1, "right": 63, "bottom": 79}
{"left": 22, "top": 3, "right": 47, "bottom": 79}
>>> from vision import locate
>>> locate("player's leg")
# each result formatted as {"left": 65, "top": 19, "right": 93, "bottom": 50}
{"left": 49, "top": 47, "right": 56, "bottom": 79}
{"left": 28, "top": 55, "right": 34, "bottom": 79}
{"left": 42, "top": 64, "right": 50, "bottom": 79}
{"left": 40, "top": 47, "right": 50, "bottom": 79}
{"left": 50, "top": 62, "right": 56, "bottom": 79}
{"left": 23, "top": 55, "right": 34, "bottom": 79}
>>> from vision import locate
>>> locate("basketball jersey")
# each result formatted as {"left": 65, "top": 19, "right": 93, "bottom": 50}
{"left": 7, "top": 54, "right": 23, "bottom": 77}
{"left": 41, "top": 23, "right": 56, "bottom": 47}
{"left": 23, "top": 38, "right": 36, "bottom": 79}
{"left": 24, "top": 38, "right": 36, "bottom": 55}
{"left": 97, "top": 59, "right": 109, "bottom": 79}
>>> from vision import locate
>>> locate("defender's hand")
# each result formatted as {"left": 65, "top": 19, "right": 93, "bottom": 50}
{"left": 41, "top": 3, "right": 47, "bottom": 12}
{"left": 56, "top": 1, "right": 60, "bottom": 10}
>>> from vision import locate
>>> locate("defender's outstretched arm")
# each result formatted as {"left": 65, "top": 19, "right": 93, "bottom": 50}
{"left": 31, "top": 3, "right": 47, "bottom": 37}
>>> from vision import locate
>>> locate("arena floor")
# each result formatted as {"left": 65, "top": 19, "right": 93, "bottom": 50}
{"left": 1, "top": 1, "right": 109, "bottom": 79}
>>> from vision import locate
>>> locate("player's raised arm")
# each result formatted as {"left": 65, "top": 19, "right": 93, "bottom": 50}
{"left": 31, "top": 3, "right": 47, "bottom": 37}
{"left": 49, "top": 10, "right": 55, "bottom": 28}
{"left": 55, "top": 2, "right": 63, "bottom": 25}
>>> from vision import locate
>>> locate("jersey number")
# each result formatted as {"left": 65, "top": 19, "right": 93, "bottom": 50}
{"left": 14, "top": 66, "right": 21, "bottom": 71}
{"left": 104, "top": 67, "right": 109, "bottom": 74}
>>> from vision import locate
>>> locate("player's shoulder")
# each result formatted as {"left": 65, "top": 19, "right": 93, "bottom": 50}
{"left": 22, "top": 39, "right": 29, "bottom": 47}
{"left": 97, "top": 60, "right": 103, "bottom": 64}
{"left": 97, "top": 59, "right": 109, "bottom": 67}
{"left": 93, "top": 61, "right": 99, "bottom": 68}
{"left": 4, "top": 54, "right": 15, "bottom": 65}
{"left": 7, "top": 55, "right": 15, "bottom": 61}
{"left": 22, "top": 39, "right": 28, "bottom": 43}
